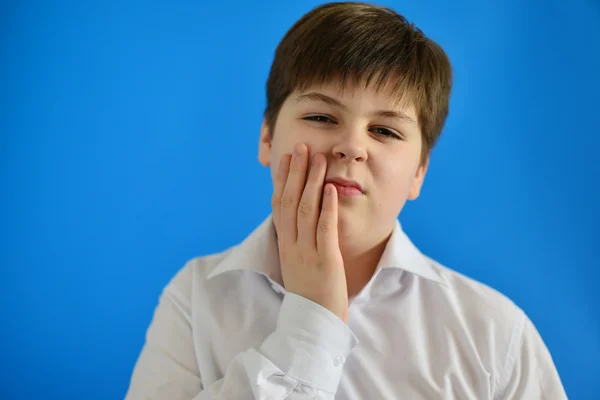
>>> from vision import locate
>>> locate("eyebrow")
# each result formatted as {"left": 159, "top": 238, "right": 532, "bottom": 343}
{"left": 295, "top": 92, "right": 417, "bottom": 125}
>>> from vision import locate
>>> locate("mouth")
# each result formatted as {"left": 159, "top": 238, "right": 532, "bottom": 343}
{"left": 325, "top": 177, "right": 364, "bottom": 197}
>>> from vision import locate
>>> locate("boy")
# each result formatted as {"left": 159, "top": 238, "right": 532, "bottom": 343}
{"left": 125, "top": 2, "right": 567, "bottom": 399}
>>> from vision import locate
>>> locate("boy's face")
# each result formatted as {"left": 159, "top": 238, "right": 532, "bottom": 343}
{"left": 258, "top": 81, "right": 428, "bottom": 248}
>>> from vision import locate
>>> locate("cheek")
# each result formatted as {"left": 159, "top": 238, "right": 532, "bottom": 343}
{"left": 373, "top": 159, "right": 417, "bottom": 196}
{"left": 271, "top": 135, "right": 323, "bottom": 168}
{"left": 268, "top": 138, "right": 288, "bottom": 169}
{"left": 273, "top": 120, "right": 327, "bottom": 152}
{"left": 368, "top": 165, "right": 414, "bottom": 217}
{"left": 270, "top": 127, "right": 297, "bottom": 158}
{"left": 268, "top": 136, "right": 299, "bottom": 182}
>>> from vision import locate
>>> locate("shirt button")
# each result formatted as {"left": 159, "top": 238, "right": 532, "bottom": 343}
{"left": 333, "top": 356, "right": 344, "bottom": 367}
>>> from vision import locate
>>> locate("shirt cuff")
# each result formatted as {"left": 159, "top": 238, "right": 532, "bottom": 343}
{"left": 259, "top": 292, "right": 359, "bottom": 394}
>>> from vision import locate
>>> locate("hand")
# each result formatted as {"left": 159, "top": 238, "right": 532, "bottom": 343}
{"left": 271, "top": 142, "right": 349, "bottom": 323}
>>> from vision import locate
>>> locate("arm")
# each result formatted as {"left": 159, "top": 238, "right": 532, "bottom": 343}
{"left": 127, "top": 143, "right": 353, "bottom": 399}
{"left": 125, "top": 269, "right": 357, "bottom": 400}
{"left": 494, "top": 309, "right": 568, "bottom": 399}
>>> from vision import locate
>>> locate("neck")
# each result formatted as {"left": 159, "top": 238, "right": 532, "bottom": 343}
{"left": 340, "top": 229, "right": 393, "bottom": 299}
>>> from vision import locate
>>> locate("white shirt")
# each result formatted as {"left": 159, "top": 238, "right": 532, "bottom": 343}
{"left": 125, "top": 216, "right": 567, "bottom": 399}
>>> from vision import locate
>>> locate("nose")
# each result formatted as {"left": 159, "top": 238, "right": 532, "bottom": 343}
{"left": 331, "top": 133, "right": 368, "bottom": 163}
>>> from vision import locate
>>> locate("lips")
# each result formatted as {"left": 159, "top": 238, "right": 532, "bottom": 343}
{"left": 325, "top": 177, "right": 364, "bottom": 196}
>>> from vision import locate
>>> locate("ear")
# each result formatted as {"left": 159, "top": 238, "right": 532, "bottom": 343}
{"left": 258, "top": 118, "right": 272, "bottom": 167}
{"left": 407, "top": 156, "right": 429, "bottom": 200}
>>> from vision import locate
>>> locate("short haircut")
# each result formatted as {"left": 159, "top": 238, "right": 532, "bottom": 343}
{"left": 264, "top": 2, "right": 453, "bottom": 164}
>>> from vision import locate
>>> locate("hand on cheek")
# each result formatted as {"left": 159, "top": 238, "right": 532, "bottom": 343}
{"left": 271, "top": 142, "right": 349, "bottom": 323}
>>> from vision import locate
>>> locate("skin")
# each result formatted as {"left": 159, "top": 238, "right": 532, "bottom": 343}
{"left": 259, "top": 81, "right": 429, "bottom": 322}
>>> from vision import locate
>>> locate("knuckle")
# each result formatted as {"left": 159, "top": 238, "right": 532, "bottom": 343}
{"left": 297, "top": 201, "right": 313, "bottom": 217}
{"left": 280, "top": 196, "right": 295, "bottom": 210}
{"left": 318, "top": 219, "right": 331, "bottom": 233}
{"left": 278, "top": 246, "right": 289, "bottom": 260}
{"left": 271, "top": 195, "right": 280, "bottom": 208}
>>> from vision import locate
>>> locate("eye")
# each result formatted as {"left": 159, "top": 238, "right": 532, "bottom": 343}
{"left": 370, "top": 127, "right": 403, "bottom": 140}
{"left": 303, "top": 115, "right": 336, "bottom": 124}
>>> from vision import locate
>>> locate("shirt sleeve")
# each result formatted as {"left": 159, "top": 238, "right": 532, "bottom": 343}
{"left": 494, "top": 308, "right": 568, "bottom": 399}
{"left": 125, "top": 266, "right": 359, "bottom": 400}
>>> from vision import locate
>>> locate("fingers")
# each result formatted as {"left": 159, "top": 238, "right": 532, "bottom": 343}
{"left": 279, "top": 143, "right": 309, "bottom": 243}
{"left": 272, "top": 142, "right": 337, "bottom": 258}
{"left": 297, "top": 152, "right": 327, "bottom": 250}
{"left": 316, "top": 183, "right": 339, "bottom": 258}
{"left": 271, "top": 153, "right": 292, "bottom": 229}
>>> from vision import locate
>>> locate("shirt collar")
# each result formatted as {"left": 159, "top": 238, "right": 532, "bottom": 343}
{"left": 206, "top": 216, "right": 283, "bottom": 284}
{"left": 207, "top": 215, "right": 446, "bottom": 286}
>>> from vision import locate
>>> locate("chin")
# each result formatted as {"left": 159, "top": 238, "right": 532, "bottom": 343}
{"left": 336, "top": 211, "right": 360, "bottom": 240}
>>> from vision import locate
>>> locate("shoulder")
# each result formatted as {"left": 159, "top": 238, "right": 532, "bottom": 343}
{"left": 429, "top": 256, "right": 522, "bottom": 327}
{"left": 428, "top": 259, "right": 565, "bottom": 397}
{"left": 162, "top": 246, "right": 238, "bottom": 300}
{"left": 425, "top": 257, "right": 545, "bottom": 393}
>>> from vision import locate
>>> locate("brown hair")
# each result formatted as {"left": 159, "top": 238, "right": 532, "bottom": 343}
{"left": 264, "top": 2, "right": 453, "bottom": 164}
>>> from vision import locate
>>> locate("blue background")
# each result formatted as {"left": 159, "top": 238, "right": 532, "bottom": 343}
{"left": 2, "top": 0, "right": 599, "bottom": 398}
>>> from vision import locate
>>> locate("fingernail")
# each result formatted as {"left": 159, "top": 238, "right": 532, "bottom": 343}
{"left": 294, "top": 143, "right": 304, "bottom": 157}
